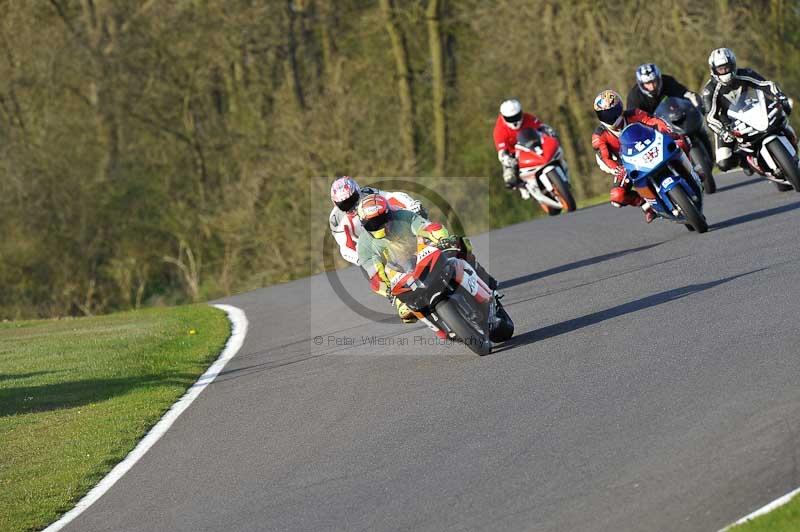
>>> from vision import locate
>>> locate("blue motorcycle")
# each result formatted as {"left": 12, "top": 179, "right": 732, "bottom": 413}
{"left": 619, "top": 123, "right": 709, "bottom": 233}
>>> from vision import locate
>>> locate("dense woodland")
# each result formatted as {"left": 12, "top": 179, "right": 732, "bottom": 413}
{"left": 1, "top": 0, "right": 798, "bottom": 318}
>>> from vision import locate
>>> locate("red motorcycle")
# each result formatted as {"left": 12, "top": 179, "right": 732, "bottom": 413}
{"left": 515, "top": 128, "right": 577, "bottom": 215}
{"left": 388, "top": 238, "right": 513, "bottom": 356}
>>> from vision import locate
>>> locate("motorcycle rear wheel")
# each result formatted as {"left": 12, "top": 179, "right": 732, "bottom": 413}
{"left": 435, "top": 299, "right": 491, "bottom": 355}
{"left": 668, "top": 187, "right": 708, "bottom": 233}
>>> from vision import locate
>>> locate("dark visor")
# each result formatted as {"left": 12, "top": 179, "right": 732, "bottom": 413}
{"left": 362, "top": 211, "right": 390, "bottom": 232}
{"left": 597, "top": 106, "right": 621, "bottom": 125}
{"left": 503, "top": 112, "right": 523, "bottom": 124}
{"left": 335, "top": 194, "right": 359, "bottom": 213}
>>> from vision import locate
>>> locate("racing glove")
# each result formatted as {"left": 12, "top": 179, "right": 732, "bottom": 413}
{"left": 613, "top": 166, "right": 629, "bottom": 186}
{"left": 719, "top": 127, "right": 735, "bottom": 144}
{"left": 672, "top": 134, "right": 689, "bottom": 152}
{"left": 777, "top": 93, "right": 793, "bottom": 115}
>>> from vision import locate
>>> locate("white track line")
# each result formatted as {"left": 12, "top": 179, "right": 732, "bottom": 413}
{"left": 44, "top": 303, "right": 248, "bottom": 532}
{"left": 721, "top": 486, "right": 800, "bottom": 530}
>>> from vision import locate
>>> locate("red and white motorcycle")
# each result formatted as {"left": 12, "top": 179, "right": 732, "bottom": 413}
{"left": 388, "top": 238, "right": 513, "bottom": 356}
{"left": 514, "top": 128, "right": 577, "bottom": 215}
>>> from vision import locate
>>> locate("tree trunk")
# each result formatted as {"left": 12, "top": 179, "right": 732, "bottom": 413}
{"left": 285, "top": 0, "right": 306, "bottom": 110}
{"left": 380, "top": 0, "right": 417, "bottom": 173}
{"left": 427, "top": 0, "right": 446, "bottom": 176}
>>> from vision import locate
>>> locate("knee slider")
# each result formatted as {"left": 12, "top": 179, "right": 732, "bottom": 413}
{"left": 609, "top": 186, "right": 627, "bottom": 206}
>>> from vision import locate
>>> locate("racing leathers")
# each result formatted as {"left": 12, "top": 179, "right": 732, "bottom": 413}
{"left": 329, "top": 187, "right": 422, "bottom": 264}
{"left": 357, "top": 210, "right": 497, "bottom": 330}
{"left": 592, "top": 108, "right": 688, "bottom": 220}
{"left": 702, "top": 68, "right": 794, "bottom": 171}
{"left": 357, "top": 210, "right": 450, "bottom": 332}
{"left": 493, "top": 112, "right": 558, "bottom": 192}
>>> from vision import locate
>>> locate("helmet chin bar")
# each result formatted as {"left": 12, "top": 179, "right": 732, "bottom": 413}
{"left": 717, "top": 72, "right": 734, "bottom": 84}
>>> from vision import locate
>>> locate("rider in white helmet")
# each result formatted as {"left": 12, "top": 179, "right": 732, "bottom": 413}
{"left": 492, "top": 99, "right": 559, "bottom": 199}
{"left": 701, "top": 47, "right": 794, "bottom": 172}
{"left": 329, "top": 176, "right": 424, "bottom": 265}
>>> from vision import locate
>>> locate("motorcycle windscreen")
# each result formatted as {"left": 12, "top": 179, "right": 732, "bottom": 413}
{"left": 655, "top": 97, "right": 691, "bottom": 134}
{"left": 727, "top": 86, "right": 769, "bottom": 131}
{"left": 620, "top": 123, "right": 666, "bottom": 174}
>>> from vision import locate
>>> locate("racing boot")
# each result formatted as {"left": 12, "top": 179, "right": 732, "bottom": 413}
{"left": 642, "top": 203, "right": 656, "bottom": 223}
{"left": 394, "top": 297, "right": 417, "bottom": 324}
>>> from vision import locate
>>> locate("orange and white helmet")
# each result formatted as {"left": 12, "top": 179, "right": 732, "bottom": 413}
{"left": 357, "top": 194, "right": 391, "bottom": 238}
{"left": 330, "top": 176, "right": 361, "bottom": 212}
{"left": 594, "top": 90, "right": 624, "bottom": 131}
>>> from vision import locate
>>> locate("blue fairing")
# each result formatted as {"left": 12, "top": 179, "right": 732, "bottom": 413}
{"left": 620, "top": 124, "right": 682, "bottom": 180}
{"left": 618, "top": 123, "right": 703, "bottom": 223}
{"left": 620, "top": 123, "right": 657, "bottom": 157}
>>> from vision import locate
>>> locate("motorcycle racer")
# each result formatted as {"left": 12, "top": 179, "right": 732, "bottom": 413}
{"left": 356, "top": 194, "right": 497, "bottom": 328}
{"left": 701, "top": 47, "right": 795, "bottom": 172}
{"left": 329, "top": 176, "right": 424, "bottom": 264}
{"left": 592, "top": 89, "right": 689, "bottom": 223}
{"left": 493, "top": 99, "right": 559, "bottom": 197}
{"left": 627, "top": 63, "right": 713, "bottom": 157}
{"left": 627, "top": 63, "right": 704, "bottom": 114}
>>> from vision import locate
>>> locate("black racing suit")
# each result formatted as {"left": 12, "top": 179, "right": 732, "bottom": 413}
{"left": 701, "top": 68, "right": 791, "bottom": 171}
{"left": 627, "top": 74, "right": 712, "bottom": 157}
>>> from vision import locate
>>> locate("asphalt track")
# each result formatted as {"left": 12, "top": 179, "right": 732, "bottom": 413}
{"left": 63, "top": 171, "right": 800, "bottom": 532}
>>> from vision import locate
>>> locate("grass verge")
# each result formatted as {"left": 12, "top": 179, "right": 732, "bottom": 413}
{"left": 729, "top": 492, "right": 800, "bottom": 531}
{"left": 0, "top": 304, "right": 230, "bottom": 532}
{"left": 577, "top": 192, "right": 609, "bottom": 210}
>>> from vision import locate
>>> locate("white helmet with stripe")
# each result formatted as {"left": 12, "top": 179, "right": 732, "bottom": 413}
{"left": 709, "top": 48, "right": 737, "bottom": 85}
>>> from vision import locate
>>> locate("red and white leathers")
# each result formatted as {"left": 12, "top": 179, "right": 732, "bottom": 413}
{"left": 494, "top": 112, "right": 547, "bottom": 195}
{"left": 329, "top": 187, "right": 422, "bottom": 264}
{"left": 493, "top": 112, "right": 544, "bottom": 156}
{"left": 592, "top": 108, "right": 689, "bottom": 210}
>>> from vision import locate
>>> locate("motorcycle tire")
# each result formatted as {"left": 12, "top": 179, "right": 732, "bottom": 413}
{"left": 550, "top": 174, "right": 577, "bottom": 212}
{"left": 690, "top": 144, "right": 716, "bottom": 194}
{"left": 668, "top": 187, "right": 708, "bottom": 233}
{"left": 435, "top": 299, "right": 491, "bottom": 355}
{"left": 489, "top": 302, "right": 514, "bottom": 342}
{"left": 766, "top": 139, "right": 800, "bottom": 192}
{"left": 544, "top": 203, "right": 562, "bottom": 216}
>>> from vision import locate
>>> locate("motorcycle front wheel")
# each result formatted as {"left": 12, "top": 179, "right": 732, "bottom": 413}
{"left": 435, "top": 299, "right": 491, "bottom": 355}
{"left": 766, "top": 139, "right": 800, "bottom": 192}
{"left": 668, "top": 187, "right": 708, "bottom": 233}
{"left": 489, "top": 301, "right": 514, "bottom": 342}
{"left": 550, "top": 173, "right": 577, "bottom": 212}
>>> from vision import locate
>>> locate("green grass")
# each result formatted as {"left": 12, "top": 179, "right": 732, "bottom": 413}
{"left": 0, "top": 304, "right": 230, "bottom": 532}
{"left": 729, "top": 493, "right": 800, "bottom": 531}
{"left": 577, "top": 192, "right": 610, "bottom": 210}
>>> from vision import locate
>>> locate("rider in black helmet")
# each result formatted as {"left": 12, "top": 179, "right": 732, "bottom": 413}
{"left": 627, "top": 63, "right": 712, "bottom": 157}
